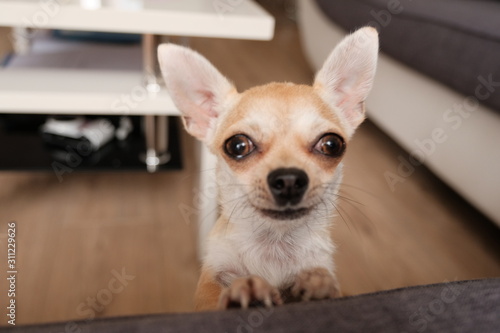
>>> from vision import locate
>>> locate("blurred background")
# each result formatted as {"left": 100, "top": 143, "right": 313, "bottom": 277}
{"left": 0, "top": 0, "right": 499, "bottom": 326}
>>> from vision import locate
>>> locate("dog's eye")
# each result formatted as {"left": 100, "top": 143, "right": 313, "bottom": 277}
{"left": 314, "top": 133, "right": 346, "bottom": 157}
{"left": 224, "top": 134, "right": 256, "bottom": 160}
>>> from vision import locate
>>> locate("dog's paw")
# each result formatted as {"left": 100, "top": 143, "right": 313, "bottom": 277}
{"left": 291, "top": 267, "right": 341, "bottom": 301}
{"left": 218, "top": 275, "right": 283, "bottom": 310}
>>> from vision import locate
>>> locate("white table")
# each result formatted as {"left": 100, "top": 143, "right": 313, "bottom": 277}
{"left": 0, "top": 0, "right": 274, "bottom": 116}
{"left": 0, "top": 0, "right": 275, "bottom": 254}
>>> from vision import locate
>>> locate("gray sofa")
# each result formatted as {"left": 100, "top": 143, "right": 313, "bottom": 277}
{"left": 298, "top": 0, "right": 500, "bottom": 226}
{"left": 5, "top": 279, "right": 500, "bottom": 332}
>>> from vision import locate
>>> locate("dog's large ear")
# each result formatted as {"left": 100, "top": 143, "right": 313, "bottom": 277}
{"left": 314, "top": 27, "right": 379, "bottom": 136}
{"left": 158, "top": 44, "right": 236, "bottom": 142}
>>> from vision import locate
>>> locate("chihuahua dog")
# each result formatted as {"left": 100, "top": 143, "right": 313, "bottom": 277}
{"left": 158, "top": 27, "right": 378, "bottom": 311}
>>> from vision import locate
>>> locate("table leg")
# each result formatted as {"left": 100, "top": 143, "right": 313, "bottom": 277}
{"left": 10, "top": 27, "right": 33, "bottom": 55}
{"left": 143, "top": 33, "right": 162, "bottom": 93}
{"left": 140, "top": 34, "right": 169, "bottom": 172}
{"left": 142, "top": 115, "right": 170, "bottom": 173}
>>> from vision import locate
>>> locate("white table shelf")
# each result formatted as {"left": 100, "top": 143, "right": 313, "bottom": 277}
{"left": 0, "top": 68, "right": 178, "bottom": 115}
{"left": 0, "top": 0, "right": 275, "bottom": 116}
{"left": 0, "top": 0, "right": 274, "bottom": 40}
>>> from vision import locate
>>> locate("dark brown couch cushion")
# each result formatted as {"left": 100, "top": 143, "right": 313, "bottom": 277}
{"left": 315, "top": 0, "right": 500, "bottom": 111}
{"left": 4, "top": 279, "right": 500, "bottom": 332}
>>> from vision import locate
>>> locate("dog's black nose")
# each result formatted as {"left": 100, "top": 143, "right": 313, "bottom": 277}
{"left": 267, "top": 168, "right": 309, "bottom": 206}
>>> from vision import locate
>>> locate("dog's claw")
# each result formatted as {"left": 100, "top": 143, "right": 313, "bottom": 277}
{"left": 240, "top": 292, "right": 249, "bottom": 309}
{"left": 292, "top": 267, "right": 341, "bottom": 301}
{"left": 263, "top": 296, "right": 273, "bottom": 308}
{"left": 218, "top": 275, "right": 282, "bottom": 309}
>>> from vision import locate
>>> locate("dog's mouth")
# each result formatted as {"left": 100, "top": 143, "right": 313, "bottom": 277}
{"left": 258, "top": 207, "right": 312, "bottom": 220}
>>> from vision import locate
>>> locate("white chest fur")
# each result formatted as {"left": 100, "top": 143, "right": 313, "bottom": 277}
{"left": 205, "top": 219, "right": 335, "bottom": 289}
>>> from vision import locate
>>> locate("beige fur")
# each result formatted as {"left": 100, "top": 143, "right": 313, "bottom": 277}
{"left": 158, "top": 27, "right": 379, "bottom": 310}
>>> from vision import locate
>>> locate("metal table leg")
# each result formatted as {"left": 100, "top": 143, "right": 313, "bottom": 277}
{"left": 140, "top": 34, "right": 170, "bottom": 172}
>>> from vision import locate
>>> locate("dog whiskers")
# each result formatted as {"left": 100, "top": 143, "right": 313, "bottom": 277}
{"left": 316, "top": 196, "right": 355, "bottom": 234}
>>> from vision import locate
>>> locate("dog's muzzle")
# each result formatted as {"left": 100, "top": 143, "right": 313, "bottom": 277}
{"left": 267, "top": 168, "right": 309, "bottom": 206}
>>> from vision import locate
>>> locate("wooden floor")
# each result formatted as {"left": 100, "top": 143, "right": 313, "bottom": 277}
{"left": 1, "top": 10, "right": 499, "bottom": 326}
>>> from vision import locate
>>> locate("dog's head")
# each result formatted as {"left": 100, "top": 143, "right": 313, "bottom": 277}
{"left": 158, "top": 27, "right": 378, "bottom": 227}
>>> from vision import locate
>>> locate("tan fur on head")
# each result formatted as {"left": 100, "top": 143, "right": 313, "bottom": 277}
{"left": 158, "top": 27, "right": 378, "bottom": 310}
